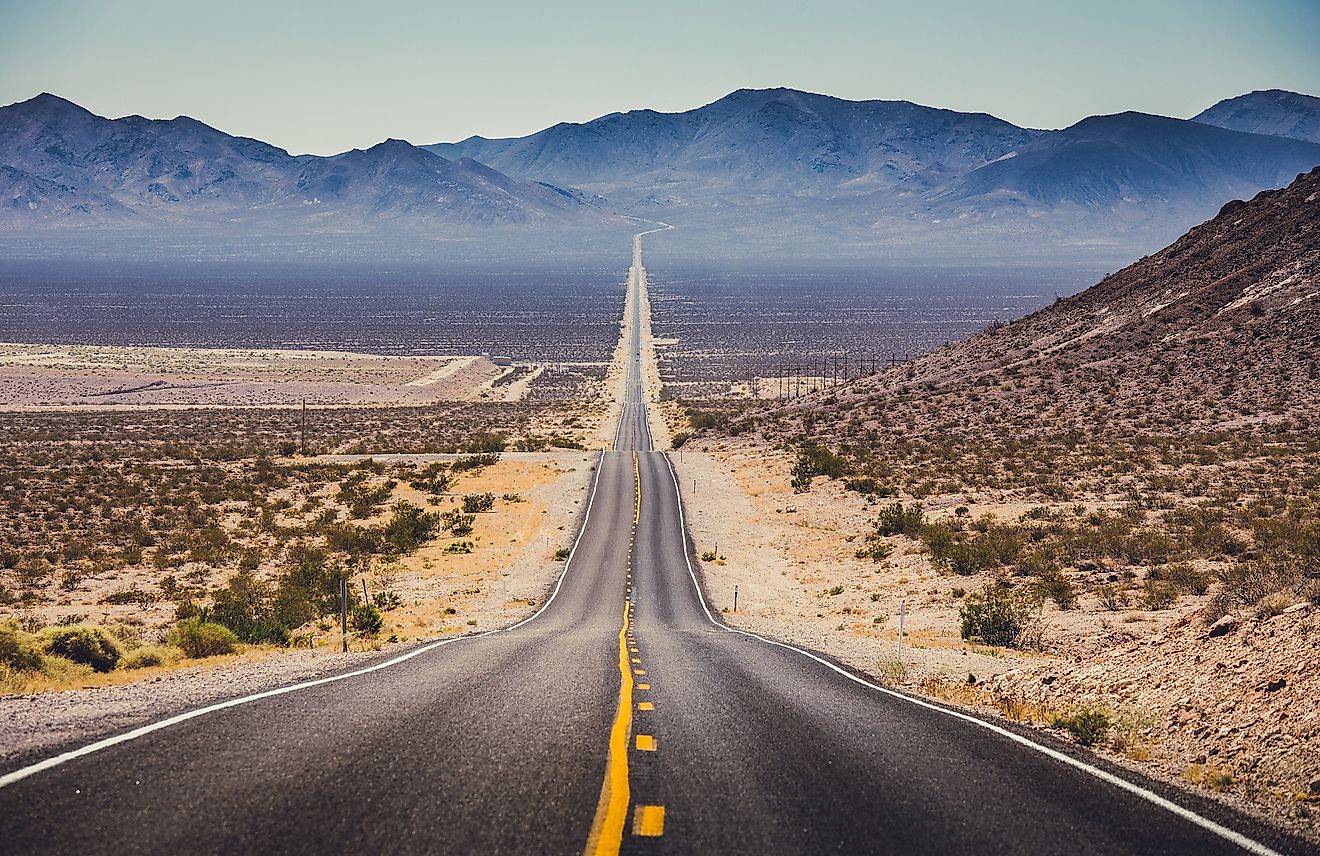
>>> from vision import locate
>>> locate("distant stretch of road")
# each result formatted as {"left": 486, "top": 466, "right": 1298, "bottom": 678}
{"left": 0, "top": 232, "right": 1307, "bottom": 855}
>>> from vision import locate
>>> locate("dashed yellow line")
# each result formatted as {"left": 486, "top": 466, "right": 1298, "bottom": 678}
{"left": 637, "top": 701, "right": 654, "bottom": 711}
{"left": 635, "top": 734, "right": 656, "bottom": 752}
{"left": 632, "top": 805, "right": 665, "bottom": 837}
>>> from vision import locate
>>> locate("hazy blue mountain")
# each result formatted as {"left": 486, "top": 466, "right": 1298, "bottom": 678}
{"left": 427, "top": 88, "right": 1320, "bottom": 259}
{"left": 0, "top": 93, "right": 615, "bottom": 231}
{"left": 1192, "top": 90, "right": 1320, "bottom": 144}
{"left": 428, "top": 88, "right": 1039, "bottom": 206}
{"left": 926, "top": 112, "right": 1320, "bottom": 240}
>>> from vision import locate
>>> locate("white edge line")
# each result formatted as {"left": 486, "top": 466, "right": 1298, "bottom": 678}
{"left": 0, "top": 450, "right": 609, "bottom": 790}
{"left": 659, "top": 453, "right": 1281, "bottom": 856}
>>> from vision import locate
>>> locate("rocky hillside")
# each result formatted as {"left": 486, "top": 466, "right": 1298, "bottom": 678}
{"left": 829, "top": 165, "right": 1320, "bottom": 435}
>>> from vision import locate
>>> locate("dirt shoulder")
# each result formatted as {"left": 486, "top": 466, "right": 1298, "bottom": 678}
{"left": 672, "top": 438, "right": 1320, "bottom": 843}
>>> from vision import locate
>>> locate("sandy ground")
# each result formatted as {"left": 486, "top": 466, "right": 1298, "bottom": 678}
{"left": 0, "top": 342, "right": 532, "bottom": 409}
{"left": 324, "top": 452, "right": 597, "bottom": 643}
{"left": 672, "top": 439, "right": 1320, "bottom": 840}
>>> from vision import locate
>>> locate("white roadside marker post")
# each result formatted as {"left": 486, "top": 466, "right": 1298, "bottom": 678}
{"left": 897, "top": 598, "right": 906, "bottom": 660}
{"left": 733, "top": 585, "right": 739, "bottom": 613}
{"left": 340, "top": 577, "right": 349, "bottom": 654}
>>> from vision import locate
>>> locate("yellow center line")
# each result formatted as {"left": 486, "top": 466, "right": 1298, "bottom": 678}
{"left": 637, "top": 701, "right": 654, "bottom": 711}
{"left": 583, "top": 599, "right": 635, "bottom": 856}
{"left": 583, "top": 451, "right": 645, "bottom": 856}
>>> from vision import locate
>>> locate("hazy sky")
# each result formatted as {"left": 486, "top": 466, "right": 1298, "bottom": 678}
{"left": 2, "top": 0, "right": 1317, "bottom": 155}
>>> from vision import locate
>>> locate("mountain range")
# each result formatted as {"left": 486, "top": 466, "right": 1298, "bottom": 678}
{"left": 2, "top": 87, "right": 1319, "bottom": 261}
{"left": 0, "top": 94, "right": 618, "bottom": 233}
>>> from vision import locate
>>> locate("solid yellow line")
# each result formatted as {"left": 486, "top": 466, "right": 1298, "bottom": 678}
{"left": 583, "top": 599, "right": 635, "bottom": 856}
{"left": 632, "top": 805, "right": 665, "bottom": 837}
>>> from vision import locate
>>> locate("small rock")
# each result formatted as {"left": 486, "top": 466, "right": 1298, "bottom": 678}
{"left": 1283, "top": 602, "right": 1310, "bottom": 615}
{"left": 1311, "top": 778, "right": 1320, "bottom": 795}
{"left": 1041, "top": 675, "right": 1056, "bottom": 685}
{"left": 1265, "top": 677, "right": 1286, "bottom": 692}
{"left": 1207, "top": 614, "right": 1238, "bottom": 638}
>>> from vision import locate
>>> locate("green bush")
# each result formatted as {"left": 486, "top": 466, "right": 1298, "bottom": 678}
{"left": 121, "top": 645, "right": 179, "bottom": 670}
{"left": 670, "top": 432, "right": 691, "bottom": 450}
{"left": 854, "top": 540, "right": 893, "bottom": 562}
{"left": 554, "top": 547, "right": 571, "bottom": 561}
{"left": 875, "top": 503, "right": 926, "bottom": 537}
{"left": 958, "top": 583, "right": 1033, "bottom": 647}
{"left": 1034, "top": 568, "right": 1078, "bottom": 610}
{"left": 462, "top": 493, "right": 496, "bottom": 514}
{"left": 382, "top": 502, "right": 444, "bottom": 553}
{"left": 0, "top": 622, "right": 44, "bottom": 672}
{"left": 1051, "top": 708, "right": 1112, "bottom": 746}
{"left": 843, "top": 477, "right": 897, "bottom": 497}
{"left": 169, "top": 619, "right": 239, "bottom": 658}
{"left": 39, "top": 625, "right": 121, "bottom": 672}
{"left": 372, "top": 591, "right": 403, "bottom": 611}
{"left": 791, "top": 441, "right": 850, "bottom": 492}
{"left": 350, "top": 603, "right": 384, "bottom": 636}
{"left": 452, "top": 452, "right": 500, "bottom": 472}
{"left": 211, "top": 570, "right": 291, "bottom": 646}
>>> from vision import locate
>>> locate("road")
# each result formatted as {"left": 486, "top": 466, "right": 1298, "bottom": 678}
{"left": 0, "top": 233, "right": 1308, "bottom": 855}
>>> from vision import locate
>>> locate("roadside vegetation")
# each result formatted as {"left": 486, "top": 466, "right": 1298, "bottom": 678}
{"left": 0, "top": 407, "right": 574, "bottom": 690}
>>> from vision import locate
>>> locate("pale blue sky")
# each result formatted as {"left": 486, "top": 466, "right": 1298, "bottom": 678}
{"left": 2, "top": 0, "right": 1317, "bottom": 155}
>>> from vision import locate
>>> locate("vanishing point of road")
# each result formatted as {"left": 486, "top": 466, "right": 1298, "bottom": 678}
{"left": 0, "top": 232, "right": 1309, "bottom": 856}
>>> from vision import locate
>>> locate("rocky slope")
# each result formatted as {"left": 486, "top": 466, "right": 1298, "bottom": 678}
{"left": 831, "top": 165, "right": 1320, "bottom": 435}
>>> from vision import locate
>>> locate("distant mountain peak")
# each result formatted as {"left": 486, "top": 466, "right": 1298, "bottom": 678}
{"left": 1193, "top": 89, "right": 1320, "bottom": 144}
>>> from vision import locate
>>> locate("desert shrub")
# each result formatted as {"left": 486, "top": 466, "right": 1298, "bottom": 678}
{"left": 210, "top": 570, "right": 291, "bottom": 646}
{"left": 670, "top": 432, "right": 691, "bottom": 449}
{"left": 1051, "top": 708, "right": 1111, "bottom": 746}
{"left": 554, "top": 547, "right": 571, "bottom": 561}
{"left": 1034, "top": 568, "right": 1078, "bottom": 609}
{"left": 843, "top": 477, "right": 897, "bottom": 497}
{"left": 325, "top": 523, "right": 383, "bottom": 555}
{"left": 121, "top": 645, "right": 180, "bottom": 670}
{"left": 875, "top": 503, "right": 926, "bottom": 537}
{"left": 791, "top": 441, "right": 850, "bottom": 491}
{"left": 958, "top": 583, "right": 1034, "bottom": 647}
{"left": 0, "top": 622, "right": 44, "bottom": 671}
{"left": 409, "top": 463, "right": 453, "bottom": 495}
{"left": 350, "top": 603, "right": 384, "bottom": 636}
{"left": 464, "top": 433, "right": 507, "bottom": 453}
{"left": 382, "top": 502, "right": 443, "bottom": 554}
{"left": 854, "top": 540, "right": 893, "bottom": 562}
{"left": 452, "top": 452, "right": 500, "bottom": 472}
{"left": 1141, "top": 578, "right": 1181, "bottom": 610}
{"left": 462, "top": 493, "right": 496, "bottom": 514}
{"left": 548, "top": 435, "right": 586, "bottom": 450}
{"left": 1209, "top": 558, "right": 1302, "bottom": 618}
{"left": 444, "top": 540, "right": 474, "bottom": 554}
{"left": 1095, "top": 584, "right": 1129, "bottom": 611}
{"left": 169, "top": 619, "right": 239, "bottom": 658}
{"left": 1158, "top": 562, "right": 1210, "bottom": 595}
{"left": 39, "top": 625, "right": 121, "bottom": 672}
{"left": 372, "top": 591, "right": 403, "bottom": 611}
{"left": 440, "top": 510, "right": 476, "bottom": 538}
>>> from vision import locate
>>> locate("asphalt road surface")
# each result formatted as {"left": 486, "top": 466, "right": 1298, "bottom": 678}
{"left": 0, "top": 234, "right": 1309, "bottom": 856}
